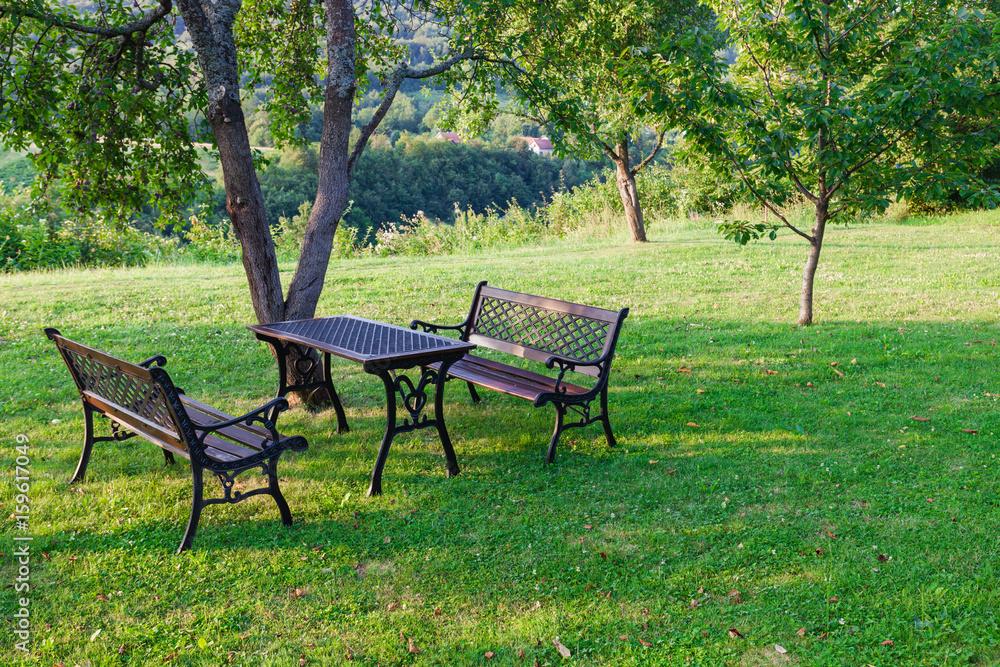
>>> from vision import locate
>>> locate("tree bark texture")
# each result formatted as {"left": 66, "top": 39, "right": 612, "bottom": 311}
{"left": 612, "top": 139, "right": 647, "bottom": 243}
{"left": 283, "top": 0, "right": 357, "bottom": 322}
{"left": 176, "top": 0, "right": 285, "bottom": 325}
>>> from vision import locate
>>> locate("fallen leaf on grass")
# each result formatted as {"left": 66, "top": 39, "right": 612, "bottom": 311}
{"left": 162, "top": 653, "right": 177, "bottom": 663}
{"left": 293, "top": 588, "right": 308, "bottom": 599}
{"left": 874, "top": 382, "right": 886, "bottom": 388}
{"left": 881, "top": 640, "right": 894, "bottom": 646}
{"left": 518, "top": 648, "right": 525, "bottom": 659}
{"left": 728, "top": 628, "right": 745, "bottom": 639}
{"left": 408, "top": 638, "right": 421, "bottom": 654}
{"left": 639, "top": 638, "right": 652, "bottom": 648}
{"left": 962, "top": 429, "right": 979, "bottom": 435}
{"left": 806, "top": 382, "right": 815, "bottom": 388}
{"left": 831, "top": 367, "right": 845, "bottom": 378}
{"left": 685, "top": 422, "right": 700, "bottom": 428}
{"left": 764, "top": 369, "right": 779, "bottom": 375}
{"left": 485, "top": 651, "right": 495, "bottom": 659}
{"left": 96, "top": 594, "right": 109, "bottom": 602}
{"left": 387, "top": 602, "right": 398, "bottom": 612}
{"left": 877, "top": 554, "right": 890, "bottom": 562}
{"left": 829, "top": 596, "right": 839, "bottom": 603}
{"left": 553, "top": 638, "right": 572, "bottom": 658}
{"left": 689, "top": 599, "right": 699, "bottom": 609}
{"left": 796, "top": 628, "right": 806, "bottom": 636}
{"left": 728, "top": 590, "right": 742, "bottom": 604}
{"left": 818, "top": 632, "right": 828, "bottom": 640}
{"left": 583, "top": 524, "right": 593, "bottom": 530}
{"left": 677, "top": 367, "right": 692, "bottom": 373}
{"left": 618, "top": 635, "right": 628, "bottom": 641}
{"left": 775, "top": 645, "right": 787, "bottom": 654}
{"left": 824, "top": 531, "right": 837, "bottom": 540}
{"left": 911, "top": 416, "right": 930, "bottom": 422}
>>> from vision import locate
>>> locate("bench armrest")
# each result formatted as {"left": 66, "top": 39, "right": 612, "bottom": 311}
{"left": 410, "top": 319, "right": 467, "bottom": 338}
{"left": 193, "top": 397, "right": 305, "bottom": 452}
{"left": 138, "top": 355, "right": 167, "bottom": 369}
{"left": 543, "top": 352, "right": 613, "bottom": 375}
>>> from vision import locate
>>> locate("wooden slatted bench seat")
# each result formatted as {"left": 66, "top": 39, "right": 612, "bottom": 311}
{"left": 46, "top": 328, "right": 308, "bottom": 553}
{"left": 410, "top": 282, "right": 629, "bottom": 463}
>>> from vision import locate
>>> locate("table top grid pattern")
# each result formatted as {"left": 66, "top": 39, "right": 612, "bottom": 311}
{"left": 257, "top": 316, "right": 468, "bottom": 361}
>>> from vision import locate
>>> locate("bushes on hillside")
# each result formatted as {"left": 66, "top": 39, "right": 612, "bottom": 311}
{"left": 0, "top": 198, "right": 172, "bottom": 272}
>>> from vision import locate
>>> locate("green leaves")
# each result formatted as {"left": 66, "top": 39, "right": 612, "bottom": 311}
{"left": 0, "top": 0, "right": 206, "bottom": 225}
{"left": 717, "top": 219, "right": 780, "bottom": 245}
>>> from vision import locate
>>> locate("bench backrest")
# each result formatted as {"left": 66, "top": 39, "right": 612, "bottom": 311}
{"left": 46, "top": 329, "right": 191, "bottom": 457}
{"left": 464, "top": 283, "right": 628, "bottom": 378}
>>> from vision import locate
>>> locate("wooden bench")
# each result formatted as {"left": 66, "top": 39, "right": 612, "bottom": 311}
{"left": 46, "top": 328, "right": 308, "bottom": 553}
{"left": 410, "top": 282, "right": 629, "bottom": 463}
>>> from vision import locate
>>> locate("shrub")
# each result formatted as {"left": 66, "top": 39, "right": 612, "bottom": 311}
{"left": 0, "top": 194, "right": 169, "bottom": 272}
{"left": 182, "top": 215, "right": 240, "bottom": 263}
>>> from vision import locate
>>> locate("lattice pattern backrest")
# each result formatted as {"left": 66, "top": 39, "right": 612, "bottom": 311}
{"left": 63, "top": 348, "right": 176, "bottom": 432}
{"left": 473, "top": 296, "right": 611, "bottom": 363}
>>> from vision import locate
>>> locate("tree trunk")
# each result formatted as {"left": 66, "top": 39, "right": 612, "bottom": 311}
{"left": 210, "top": 99, "right": 285, "bottom": 325}
{"left": 613, "top": 140, "right": 647, "bottom": 242}
{"left": 277, "top": 0, "right": 358, "bottom": 409}
{"left": 175, "top": 0, "right": 285, "bottom": 326}
{"left": 798, "top": 202, "right": 828, "bottom": 326}
{"left": 283, "top": 0, "right": 357, "bottom": 322}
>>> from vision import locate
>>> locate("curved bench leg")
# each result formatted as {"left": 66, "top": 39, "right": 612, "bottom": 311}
{"left": 600, "top": 386, "right": 617, "bottom": 448}
{"left": 70, "top": 405, "right": 97, "bottom": 483}
{"left": 546, "top": 403, "right": 567, "bottom": 464}
{"left": 467, "top": 381, "right": 482, "bottom": 404}
{"left": 267, "top": 456, "right": 294, "bottom": 526}
{"left": 179, "top": 465, "right": 205, "bottom": 553}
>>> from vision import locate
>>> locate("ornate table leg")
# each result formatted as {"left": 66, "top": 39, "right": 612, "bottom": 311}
{"left": 255, "top": 334, "right": 349, "bottom": 433}
{"left": 367, "top": 364, "right": 460, "bottom": 496}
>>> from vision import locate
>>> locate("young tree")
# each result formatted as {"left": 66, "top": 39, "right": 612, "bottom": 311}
{"left": 643, "top": 0, "right": 1000, "bottom": 324}
{"left": 0, "top": 0, "right": 504, "bottom": 402}
{"left": 443, "top": 0, "right": 719, "bottom": 242}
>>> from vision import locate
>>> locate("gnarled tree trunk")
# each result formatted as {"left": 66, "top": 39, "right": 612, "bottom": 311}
{"left": 612, "top": 139, "right": 647, "bottom": 242}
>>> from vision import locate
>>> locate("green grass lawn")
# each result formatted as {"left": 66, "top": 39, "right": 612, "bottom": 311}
{"left": 1, "top": 212, "right": 998, "bottom": 666}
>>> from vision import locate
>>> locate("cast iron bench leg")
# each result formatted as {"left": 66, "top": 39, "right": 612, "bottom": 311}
{"left": 179, "top": 464, "right": 205, "bottom": 553}
{"left": 70, "top": 405, "right": 97, "bottom": 484}
{"left": 267, "top": 456, "right": 294, "bottom": 526}
{"left": 467, "top": 381, "right": 481, "bottom": 404}
{"left": 600, "top": 385, "right": 617, "bottom": 448}
{"left": 546, "top": 403, "right": 567, "bottom": 465}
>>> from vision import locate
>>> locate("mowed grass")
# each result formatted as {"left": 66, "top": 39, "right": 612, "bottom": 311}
{"left": 1, "top": 211, "right": 999, "bottom": 666}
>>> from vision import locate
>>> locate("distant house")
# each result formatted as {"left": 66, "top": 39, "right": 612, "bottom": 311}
{"left": 435, "top": 131, "right": 465, "bottom": 144}
{"left": 522, "top": 136, "right": 554, "bottom": 156}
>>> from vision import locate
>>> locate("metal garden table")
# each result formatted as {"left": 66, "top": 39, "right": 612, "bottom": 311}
{"left": 248, "top": 315, "right": 475, "bottom": 496}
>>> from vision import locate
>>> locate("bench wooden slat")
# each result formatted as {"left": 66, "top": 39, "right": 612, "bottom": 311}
{"left": 431, "top": 355, "right": 589, "bottom": 402}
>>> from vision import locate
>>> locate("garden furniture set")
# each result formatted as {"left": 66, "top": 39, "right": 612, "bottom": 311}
{"left": 47, "top": 282, "right": 629, "bottom": 551}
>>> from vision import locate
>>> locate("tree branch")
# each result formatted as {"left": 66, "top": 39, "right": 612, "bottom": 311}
{"left": 630, "top": 126, "right": 668, "bottom": 177}
{"left": 0, "top": 0, "right": 172, "bottom": 38}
